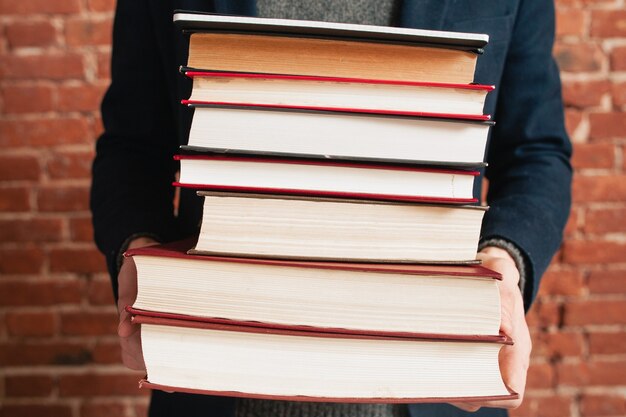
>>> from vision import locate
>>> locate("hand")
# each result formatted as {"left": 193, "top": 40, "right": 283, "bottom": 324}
{"left": 117, "top": 236, "right": 159, "bottom": 371}
{"left": 451, "top": 246, "right": 531, "bottom": 412}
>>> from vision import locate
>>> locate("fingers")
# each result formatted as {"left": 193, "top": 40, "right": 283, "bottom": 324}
{"left": 120, "top": 327, "right": 146, "bottom": 370}
{"left": 466, "top": 248, "right": 531, "bottom": 411}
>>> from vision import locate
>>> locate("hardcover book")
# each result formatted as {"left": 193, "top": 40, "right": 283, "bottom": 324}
{"left": 133, "top": 312, "right": 517, "bottom": 402}
{"left": 174, "top": 12, "right": 489, "bottom": 84}
{"left": 127, "top": 240, "right": 503, "bottom": 337}
{"left": 174, "top": 155, "right": 480, "bottom": 204}
{"left": 193, "top": 192, "right": 487, "bottom": 263}
{"left": 184, "top": 70, "right": 494, "bottom": 118}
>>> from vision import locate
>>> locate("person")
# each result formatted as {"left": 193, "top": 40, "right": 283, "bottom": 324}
{"left": 91, "top": 1, "right": 572, "bottom": 416}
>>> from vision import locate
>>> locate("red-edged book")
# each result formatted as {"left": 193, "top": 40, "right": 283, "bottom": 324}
{"left": 183, "top": 70, "right": 494, "bottom": 120}
{"left": 182, "top": 102, "right": 493, "bottom": 167}
{"left": 126, "top": 240, "right": 502, "bottom": 338}
{"left": 173, "top": 155, "right": 479, "bottom": 204}
{"left": 131, "top": 310, "right": 517, "bottom": 403}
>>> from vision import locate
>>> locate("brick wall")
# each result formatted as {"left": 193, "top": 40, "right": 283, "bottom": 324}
{"left": 0, "top": 1, "right": 624, "bottom": 416}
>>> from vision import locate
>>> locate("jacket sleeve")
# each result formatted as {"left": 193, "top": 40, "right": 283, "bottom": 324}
{"left": 481, "top": 0, "right": 572, "bottom": 308}
{"left": 90, "top": 0, "right": 179, "bottom": 296}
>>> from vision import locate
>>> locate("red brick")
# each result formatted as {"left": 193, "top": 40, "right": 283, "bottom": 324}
{"left": 585, "top": 207, "right": 626, "bottom": 234}
{"left": 589, "top": 112, "right": 626, "bottom": 140}
{"left": 0, "top": 155, "right": 40, "bottom": 180}
{"left": 0, "top": 54, "right": 84, "bottom": 80}
{"left": 5, "top": 375, "right": 54, "bottom": 397}
{"left": 526, "top": 300, "right": 561, "bottom": 328}
{"left": 61, "top": 311, "right": 117, "bottom": 336}
{"left": 588, "top": 269, "right": 626, "bottom": 294}
{"left": 70, "top": 216, "right": 94, "bottom": 241}
{"left": 56, "top": 84, "right": 107, "bottom": 113}
{"left": 47, "top": 151, "right": 94, "bottom": 179}
{"left": 0, "top": 246, "right": 44, "bottom": 274}
{"left": 533, "top": 331, "right": 584, "bottom": 358}
{"left": 589, "top": 332, "right": 626, "bottom": 355}
{"left": 0, "top": 404, "right": 72, "bottom": 417}
{"left": 0, "top": 118, "right": 90, "bottom": 148}
{"left": 572, "top": 175, "right": 626, "bottom": 203}
{"left": 0, "top": 218, "right": 63, "bottom": 242}
{"left": 562, "top": 80, "right": 610, "bottom": 109}
{"left": 134, "top": 402, "right": 149, "bottom": 417}
{"left": 87, "top": 0, "right": 115, "bottom": 12}
{"left": 612, "top": 46, "right": 626, "bottom": 70}
{"left": 0, "top": 0, "right": 80, "bottom": 14}
{"left": 0, "top": 342, "right": 91, "bottom": 366}
{"left": 0, "top": 280, "right": 82, "bottom": 306}
{"left": 557, "top": 361, "right": 626, "bottom": 386}
{"left": 526, "top": 362, "right": 555, "bottom": 389}
{"left": 80, "top": 402, "right": 127, "bottom": 417}
{"left": 37, "top": 185, "right": 90, "bottom": 212}
{"left": 539, "top": 268, "right": 584, "bottom": 296}
{"left": 6, "top": 311, "right": 56, "bottom": 337}
{"left": 49, "top": 247, "right": 106, "bottom": 273}
{"left": 96, "top": 51, "right": 111, "bottom": 80}
{"left": 591, "top": 10, "right": 626, "bottom": 37}
{"left": 580, "top": 395, "right": 626, "bottom": 417}
{"left": 564, "top": 108, "right": 584, "bottom": 141}
{"left": 572, "top": 142, "right": 614, "bottom": 169}
{"left": 563, "top": 207, "right": 579, "bottom": 237}
{"left": 554, "top": 42, "right": 604, "bottom": 72}
{"left": 0, "top": 187, "right": 31, "bottom": 211}
{"left": 5, "top": 21, "right": 56, "bottom": 48}
{"left": 59, "top": 373, "right": 144, "bottom": 397}
{"left": 87, "top": 278, "right": 114, "bottom": 305}
{"left": 532, "top": 396, "right": 573, "bottom": 417}
{"left": 65, "top": 18, "right": 113, "bottom": 47}
{"left": 2, "top": 84, "right": 54, "bottom": 114}
{"left": 564, "top": 300, "right": 626, "bottom": 325}
{"left": 563, "top": 239, "right": 626, "bottom": 264}
{"left": 556, "top": 8, "right": 586, "bottom": 38}
{"left": 92, "top": 341, "right": 122, "bottom": 364}
{"left": 611, "top": 81, "right": 626, "bottom": 107}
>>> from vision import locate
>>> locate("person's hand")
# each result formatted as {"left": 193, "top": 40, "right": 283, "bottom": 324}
{"left": 451, "top": 246, "right": 531, "bottom": 412}
{"left": 117, "top": 236, "right": 159, "bottom": 371}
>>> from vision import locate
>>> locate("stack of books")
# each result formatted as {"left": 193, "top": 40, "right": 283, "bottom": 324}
{"left": 127, "top": 12, "right": 517, "bottom": 403}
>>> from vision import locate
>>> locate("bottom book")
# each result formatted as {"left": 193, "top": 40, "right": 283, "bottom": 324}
{"left": 133, "top": 313, "right": 518, "bottom": 403}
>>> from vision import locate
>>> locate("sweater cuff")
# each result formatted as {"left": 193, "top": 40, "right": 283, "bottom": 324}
{"left": 116, "top": 232, "right": 162, "bottom": 273}
{"left": 478, "top": 238, "right": 528, "bottom": 299}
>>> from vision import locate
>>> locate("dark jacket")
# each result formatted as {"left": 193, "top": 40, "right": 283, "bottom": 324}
{"left": 91, "top": 1, "right": 571, "bottom": 415}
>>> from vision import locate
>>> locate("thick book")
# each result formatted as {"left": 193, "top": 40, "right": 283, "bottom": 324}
{"left": 132, "top": 312, "right": 517, "bottom": 402}
{"left": 182, "top": 104, "right": 492, "bottom": 166}
{"left": 126, "top": 240, "right": 502, "bottom": 337}
{"left": 192, "top": 192, "right": 487, "bottom": 263}
{"left": 173, "top": 155, "right": 479, "bottom": 204}
{"left": 184, "top": 70, "right": 494, "bottom": 119}
{"left": 174, "top": 12, "right": 488, "bottom": 84}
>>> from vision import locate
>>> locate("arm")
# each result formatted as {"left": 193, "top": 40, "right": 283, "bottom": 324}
{"left": 90, "top": 0, "right": 179, "bottom": 297}
{"left": 481, "top": 0, "right": 572, "bottom": 309}
{"left": 455, "top": 0, "right": 571, "bottom": 410}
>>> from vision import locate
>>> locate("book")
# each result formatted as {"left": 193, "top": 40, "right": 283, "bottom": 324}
{"left": 174, "top": 12, "right": 488, "bottom": 84}
{"left": 133, "top": 312, "right": 517, "bottom": 402}
{"left": 127, "top": 240, "right": 502, "bottom": 337}
{"left": 174, "top": 155, "right": 479, "bottom": 204}
{"left": 183, "top": 105, "right": 492, "bottom": 166}
{"left": 184, "top": 71, "right": 494, "bottom": 118}
{"left": 192, "top": 192, "right": 487, "bottom": 263}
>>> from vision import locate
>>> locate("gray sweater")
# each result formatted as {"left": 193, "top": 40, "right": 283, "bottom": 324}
{"left": 236, "top": 5, "right": 403, "bottom": 417}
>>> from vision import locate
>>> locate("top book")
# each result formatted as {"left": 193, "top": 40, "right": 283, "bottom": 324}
{"left": 174, "top": 12, "right": 489, "bottom": 84}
